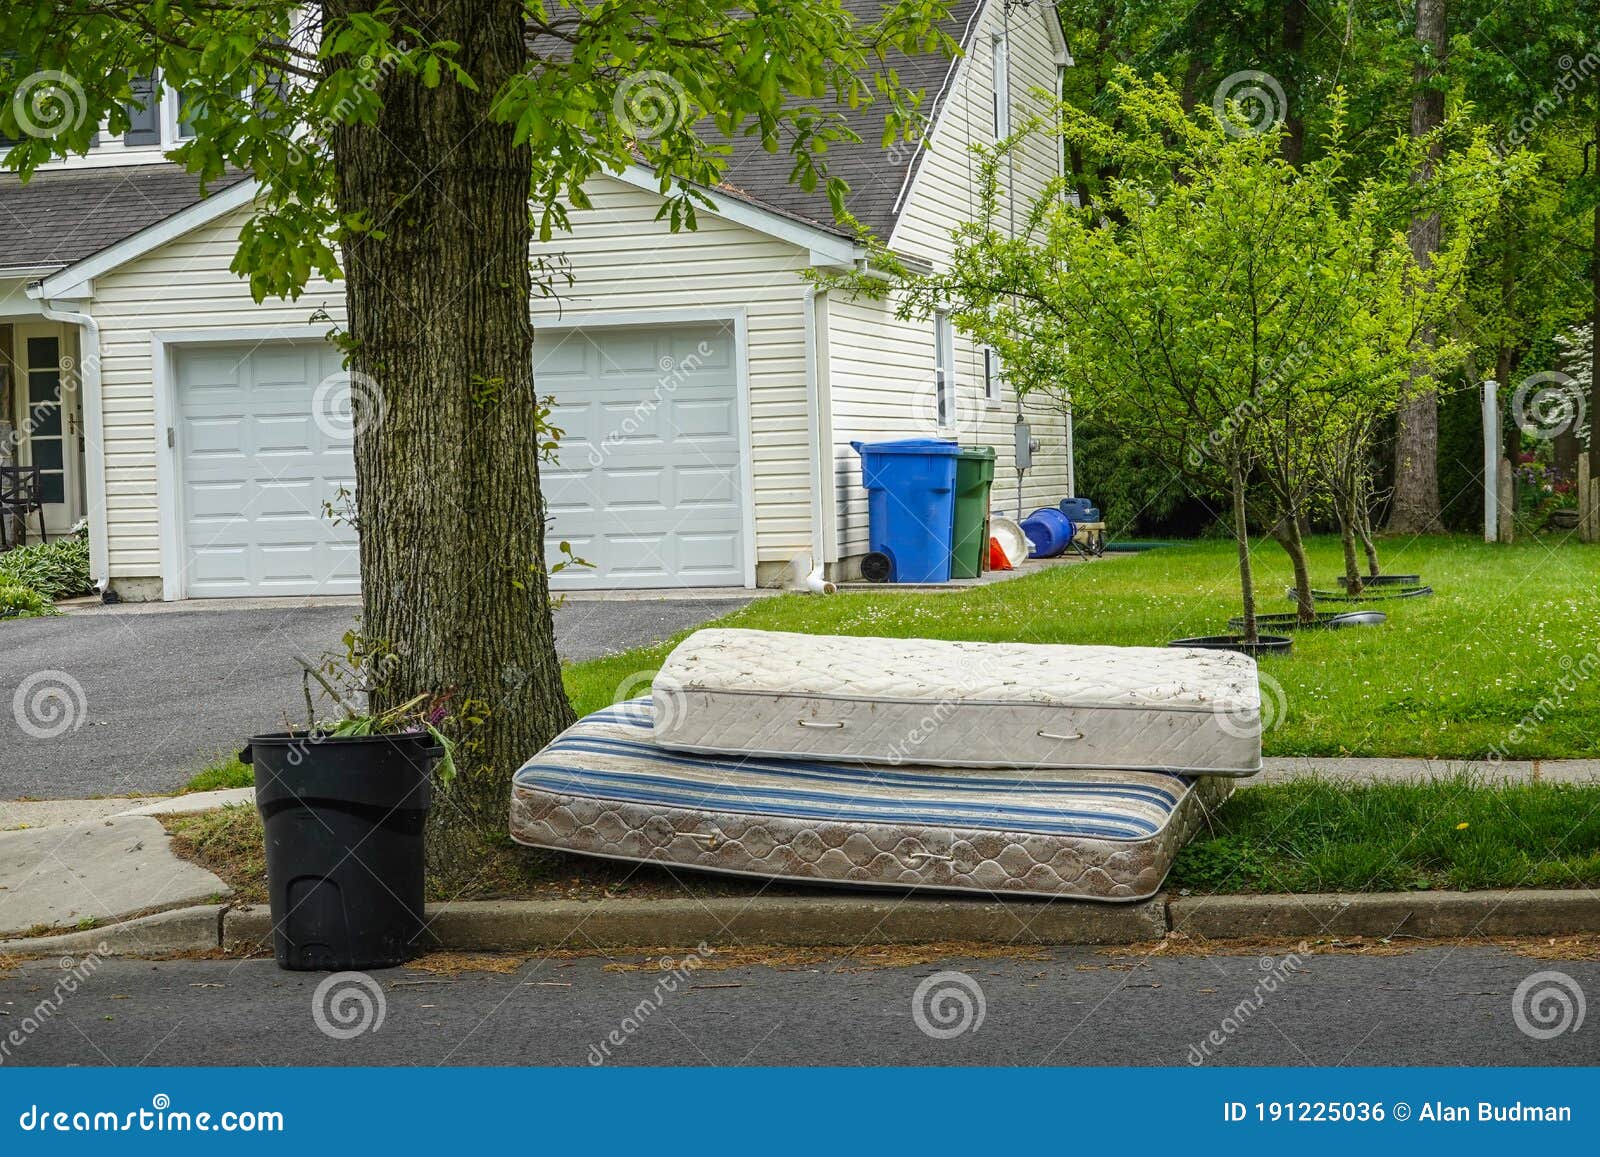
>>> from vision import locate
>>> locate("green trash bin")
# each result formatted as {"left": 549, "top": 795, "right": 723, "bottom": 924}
{"left": 950, "top": 445, "right": 996, "bottom": 579}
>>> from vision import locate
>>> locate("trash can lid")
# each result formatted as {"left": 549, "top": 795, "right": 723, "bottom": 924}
{"left": 850, "top": 437, "right": 962, "bottom": 456}
{"left": 955, "top": 444, "right": 996, "bottom": 459}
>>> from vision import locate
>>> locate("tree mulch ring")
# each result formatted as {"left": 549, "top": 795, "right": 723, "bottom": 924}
{"left": 1228, "top": 610, "right": 1387, "bottom": 631}
{"left": 1288, "top": 584, "right": 1433, "bottom": 603}
{"left": 1335, "top": 573, "right": 1420, "bottom": 588}
{"left": 1169, "top": 634, "right": 1292, "bottom": 657}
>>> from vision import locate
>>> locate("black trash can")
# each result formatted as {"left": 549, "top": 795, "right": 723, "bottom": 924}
{"left": 243, "top": 731, "right": 438, "bottom": 971}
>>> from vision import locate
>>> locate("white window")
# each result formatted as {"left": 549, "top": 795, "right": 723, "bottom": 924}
{"left": 933, "top": 311, "right": 956, "bottom": 428}
{"left": 991, "top": 33, "right": 1010, "bottom": 139}
{"left": 983, "top": 346, "right": 1004, "bottom": 402}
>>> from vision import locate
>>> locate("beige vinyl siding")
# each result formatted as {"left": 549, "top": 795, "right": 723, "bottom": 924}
{"left": 88, "top": 173, "right": 817, "bottom": 585}
{"left": 826, "top": 4, "right": 1071, "bottom": 564}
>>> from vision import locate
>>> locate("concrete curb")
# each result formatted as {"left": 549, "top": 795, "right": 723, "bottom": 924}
{"left": 8, "top": 891, "right": 1598, "bottom": 960}
{"left": 0, "top": 905, "right": 225, "bottom": 958}
{"left": 1167, "top": 890, "right": 1600, "bottom": 939}
{"left": 222, "top": 896, "right": 1168, "bottom": 954}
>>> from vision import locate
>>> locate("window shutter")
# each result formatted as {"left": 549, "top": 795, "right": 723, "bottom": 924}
{"left": 122, "top": 73, "right": 160, "bottom": 145}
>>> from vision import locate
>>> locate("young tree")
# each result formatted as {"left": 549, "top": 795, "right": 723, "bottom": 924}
{"left": 846, "top": 74, "right": 1510, "bottom": 640}
{"left": 1, "top": 1, "right": 953, "bottom": 843}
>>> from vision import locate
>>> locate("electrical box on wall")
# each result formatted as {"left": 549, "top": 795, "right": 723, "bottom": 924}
{"left": 1014, "top": 417, "right": 1037, "bottom": 471}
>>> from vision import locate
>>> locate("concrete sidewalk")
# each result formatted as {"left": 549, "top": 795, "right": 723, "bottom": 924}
{"left": 1256, "top": 756, "right": 1600, "bottom": 785}
{"left": 0, "top": 790, "right": 249, "bottom": 938}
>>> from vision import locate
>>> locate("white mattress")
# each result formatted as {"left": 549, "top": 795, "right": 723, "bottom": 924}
{"left": 652, "top": 629, "right": 1262, "bottom": 776}
{"left": 510, "top": 699, "right": 1233, "bottom": 901}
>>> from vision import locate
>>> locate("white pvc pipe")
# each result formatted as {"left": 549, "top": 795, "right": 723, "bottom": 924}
{"left": 1482, "top": 379, "right": 1499, "bottom": 543}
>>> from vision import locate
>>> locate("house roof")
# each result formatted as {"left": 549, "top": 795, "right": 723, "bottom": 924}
{"left": 0, "top": 164, "right": 250, "bottom": 274}
{"left": 713, "top": 0, "right": 986, "bottom": 239}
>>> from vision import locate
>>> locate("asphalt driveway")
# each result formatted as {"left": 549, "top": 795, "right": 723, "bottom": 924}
{"left": 0, "top": 597, "right": 747, "bottom": 799}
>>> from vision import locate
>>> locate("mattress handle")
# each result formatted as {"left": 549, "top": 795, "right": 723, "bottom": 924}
{"left": 905, "top": 850, "right": 953, "bottom": 862}
{"left": 1037, "top": 728, "right": 1086, "bottom": 741}
{"left": 796, "top": 719, "right": 847, "bottom": 729}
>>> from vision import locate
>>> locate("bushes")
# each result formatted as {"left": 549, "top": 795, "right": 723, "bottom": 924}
{"left": 0, "top": 531, "right": 92, "bottom": 601}
{"left": 0, "top": 582, "right": 54, "bottom": 620}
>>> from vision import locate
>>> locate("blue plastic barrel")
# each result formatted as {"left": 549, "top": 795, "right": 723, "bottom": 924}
{"left": 1021, "top": 507, "right": 1076, "bottom": 558}
{"left": 850, "top": 439, "right": 961, "bottom": 582}
{"left": 1059, "top": 497, "right": 1101, "bottom": 522}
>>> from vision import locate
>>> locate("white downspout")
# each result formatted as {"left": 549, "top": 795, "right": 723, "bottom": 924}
{"left": 802, "top": 285, "right": 826, "bottom": 570}
{"left": 38, "top": 302, "right": 109, "bottom": 594}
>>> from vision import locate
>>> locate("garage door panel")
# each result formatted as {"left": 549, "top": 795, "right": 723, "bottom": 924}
{"left": 536, "top": 322, "right": 746, "bottom": 589}
{"left": 176, "top": 341, "right": 359, "bottom": 598}
{"left": 678, "top": 534, "right": 745, "bottom": 579}
{"left": 675, "top": 466, "right": 739, "bottom": 508}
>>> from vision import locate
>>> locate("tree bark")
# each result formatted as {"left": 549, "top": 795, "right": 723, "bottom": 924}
{"left": 1270, "top": 512, "right": 1315, "bottom": 624}
{"left": 1229, "top": 460, "right": 1258, "bottom": 643}
{"left": 1388, "top": 0, "right": 1448, "bottom": 534}
{"left": 329, "top": 0, "right": 575, "bottom": 847}
{"left": 1279, "top": 0, "right": 1307, "bottom": 166}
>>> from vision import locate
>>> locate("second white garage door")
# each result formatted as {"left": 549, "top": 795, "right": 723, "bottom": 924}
{"left": 537, "top": 322, "right": 747, "bottom": 589}
{"left": 174, "top": 341, "right": 359, "bottom": 598}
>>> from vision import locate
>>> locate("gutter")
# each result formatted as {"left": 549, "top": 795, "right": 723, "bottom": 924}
{"left": 34, "top": 300, "right": 110, "bottom": 595}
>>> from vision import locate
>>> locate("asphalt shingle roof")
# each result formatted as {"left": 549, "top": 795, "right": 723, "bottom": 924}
{"left": 715, "top": 0, "right": 985, "bottom": 238}
{"left": 0, "top": 163, "right": 249, "bottom": 274}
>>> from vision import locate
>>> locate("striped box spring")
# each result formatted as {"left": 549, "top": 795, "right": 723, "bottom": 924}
{"left": 509, "top": 699, "right": 1231, "bottom": 902}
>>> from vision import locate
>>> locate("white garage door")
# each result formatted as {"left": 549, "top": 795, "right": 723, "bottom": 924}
{"left": 537, "top": 322, "right": 746, "bottom": 589}
{"left": 175, "top": 342, "right": 359, "bottom": 597}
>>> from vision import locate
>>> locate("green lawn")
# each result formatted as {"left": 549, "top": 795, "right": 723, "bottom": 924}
{"left": 1171, "top": 778, "right": 1600, "bottom": 893}
{"left": 563, "top": 534, "right": 1600, "bottom": 761}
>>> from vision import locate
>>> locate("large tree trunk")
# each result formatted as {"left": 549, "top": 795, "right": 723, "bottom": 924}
{"left": 329, "top": 0, "right": 575, "bottom": 849}
{"left": 1388, "top": 0, "right": 1448, "bottom": 534}
{"left": 1279, "top": 0, "right": 1307, "bottom": 166}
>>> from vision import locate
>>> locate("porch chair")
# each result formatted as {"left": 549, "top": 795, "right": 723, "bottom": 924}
{"left": 0, "top": 465, "right": 48, "bottom": 550}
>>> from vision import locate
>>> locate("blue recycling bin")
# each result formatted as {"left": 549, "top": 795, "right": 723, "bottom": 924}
{"left": 850, "top": 438, "right": 961, "bottom": 583}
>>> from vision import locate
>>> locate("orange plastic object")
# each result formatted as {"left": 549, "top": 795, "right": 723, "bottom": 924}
{"left": 987, "top": 537, "right": 1013, "bottom": 571}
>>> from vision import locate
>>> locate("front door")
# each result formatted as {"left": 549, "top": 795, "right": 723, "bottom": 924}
{"left": 16, "top": 327, "right": 82, "bottom": 536}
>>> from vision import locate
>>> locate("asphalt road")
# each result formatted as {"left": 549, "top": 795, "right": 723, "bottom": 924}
{"left": 2, "top": 946, "right": 1595, "bottom": 1066}
{"left": 0, "top": 598, "right": 745, "bottom": 799}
